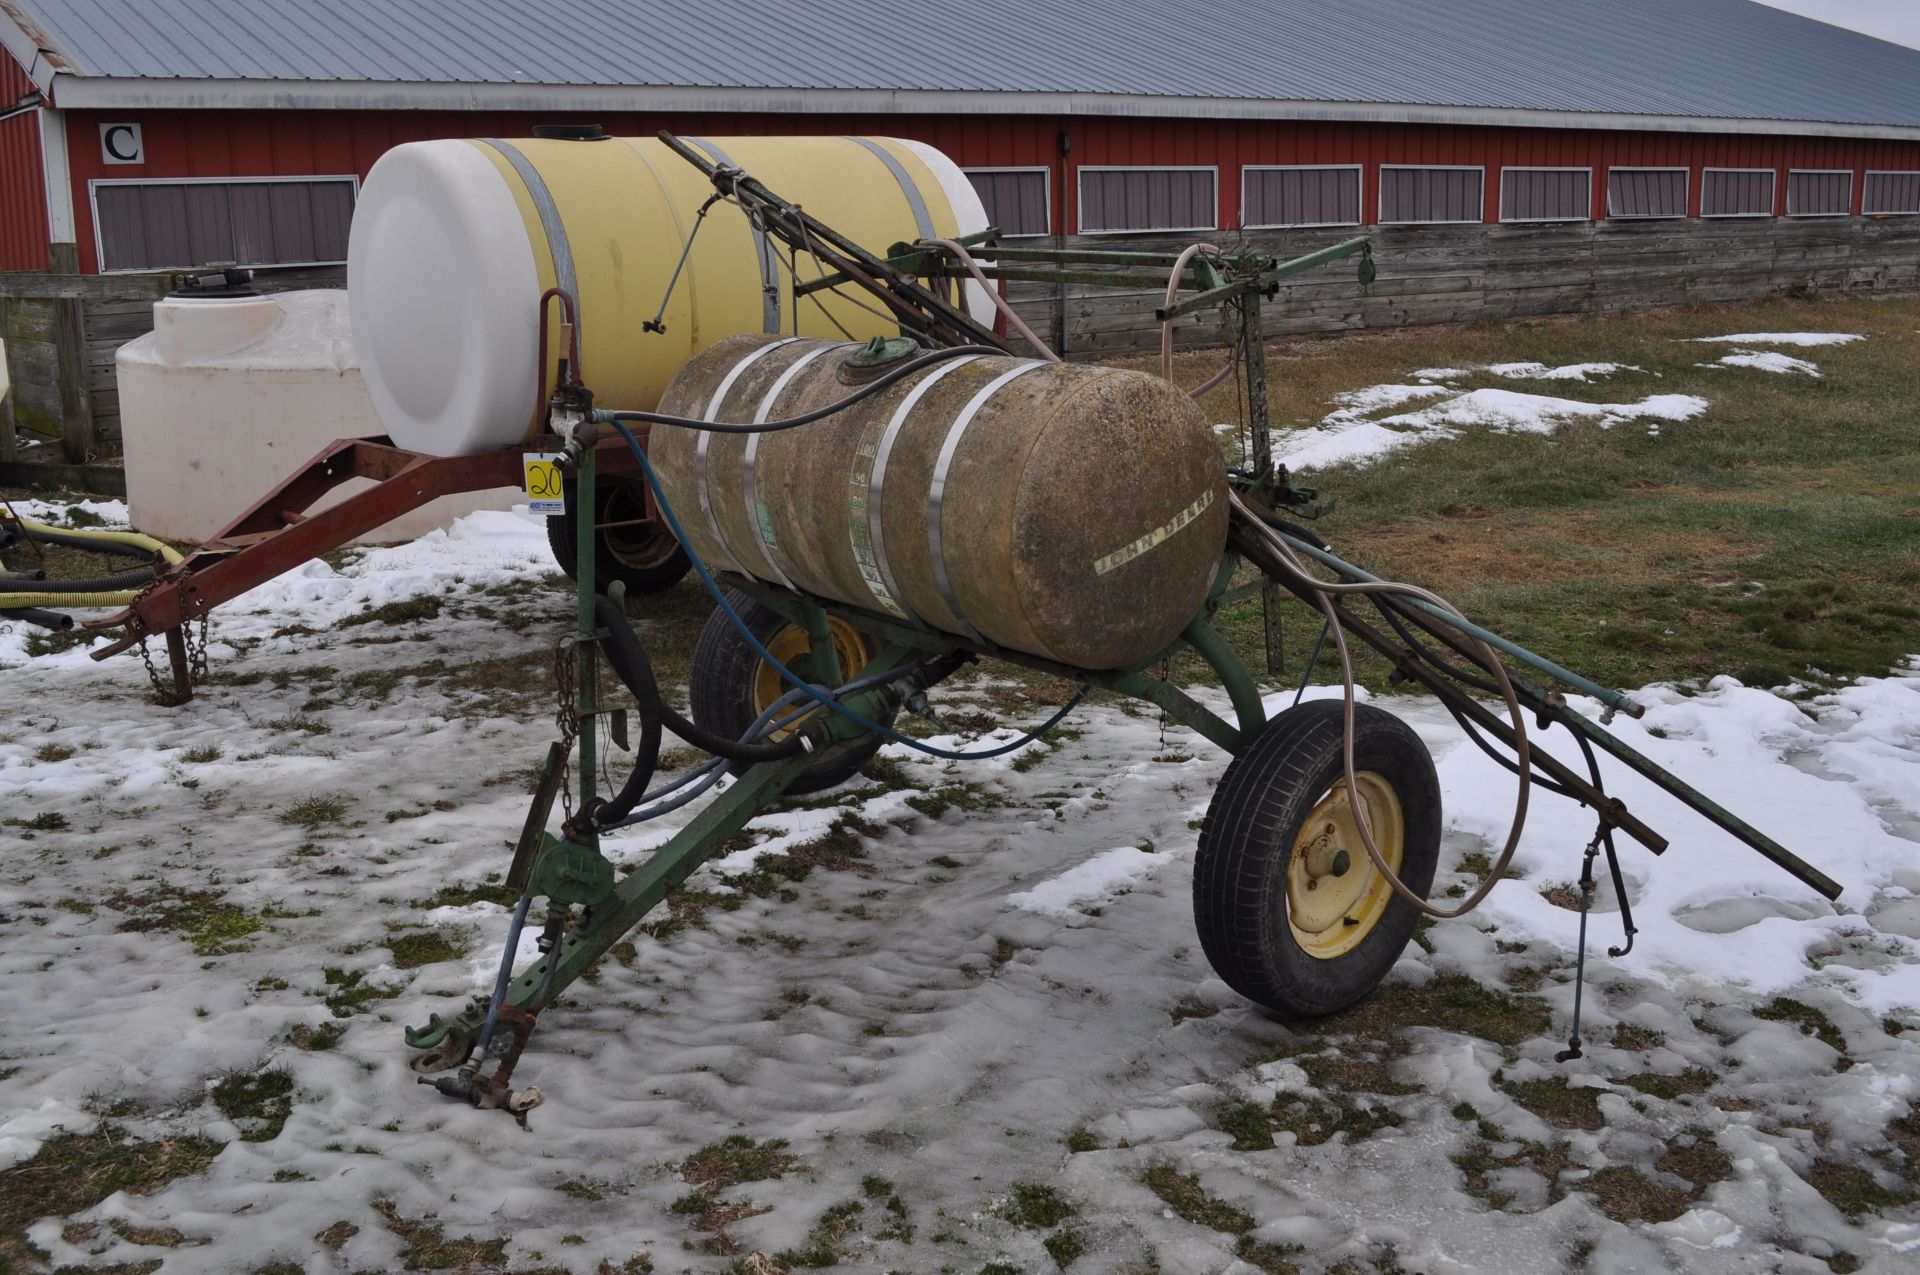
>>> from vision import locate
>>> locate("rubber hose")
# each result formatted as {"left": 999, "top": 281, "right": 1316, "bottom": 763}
{"left": 16, "top": 518, "right": 183, "bottom": 565}
{"left": 919, "top": 238, "right": 1059, "bottom": 361}
{"left": 23, "top": 527, "right": 156, "bottom": 560}
{"left": 0, "top": 589, "right": 139, "bottom": 609}
{"left": 2, "top": 568, "right": 47, "bottom": 581}
{"left": 1, "top": 606, "right": 73, "bottom": 631}
{"left": 590, "top": 596, "right": 803, "bottom": 818}
{"left": 17, "top": 568, "right": 154, "bottom": 593}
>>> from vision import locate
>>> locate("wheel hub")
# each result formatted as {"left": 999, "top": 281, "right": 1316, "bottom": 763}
{"left": 1286, "top": 771, "right": 1405, "bottom": 960}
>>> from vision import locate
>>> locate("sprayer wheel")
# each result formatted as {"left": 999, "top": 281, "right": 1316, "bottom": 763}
{"left": 1194, "top": 699, "right": 1441, "bottom": 1017}
{"left": 546, "top": 477, "right": 691, "bottom": 595}
{"left": 689, "top": 590, "right": 894, "bottom": 796}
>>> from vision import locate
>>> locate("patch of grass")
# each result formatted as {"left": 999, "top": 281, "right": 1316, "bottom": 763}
{"left": 1235, "top": 1236, "right": 1305, "bottom": 1275}
{"left": 1044, "top": 1229, "right": 1085, "bottom": 1268}
{"left": 1006, "top": 1182, "right": 1076, "bottom": 1229}
{"left": 906, "top": 781, "right": 1007, "bottom": 820}
{"left": 1141, "top": 296, "right": 1920, "bottom": 692}
{"left": 339, "top": 595, "right": 443, "bottom": 628}
{"left": 290, "top": 1021, "right": 345, "bottom": 1051}
{"left": 1624, "top": 1067, "right": 1718, "bottom": 1100}
{"left": 0, "top": 1126, "right": 223, "bottom": 1269}
{"left": 103, "top": 883, "right": 261, "bottom": 955}
{"left": 1303, "top": 973, "right": 1551, "bottom": 1048}
{"left": 1300, "top": 1051, "right": 1418, "bottom": 1095}
{"left": 373, "top": 1200, "right": 507, "bottom": 1271}
{"left": 1454, "top": 1139, "right": 1571, "bottom": 1212}
{"left": 1581, "top": 1166, "right": 1695, "bottom": 1224}
{"left": 210, "top": 1067, "right": 295, "bottom": 1142}
{"left": 1139, "top": 1164, "right": 1254, "bottom": 1234}
{"left": 278, "top": 794, "right": 351, "bottom": 828}
{"left": 322, "top": 967, "right": 400, "bottom": 1018}
{"left": 668, "top": 1187, "right": 768, "bottom": 1233}
{"left": 1065, "top": 1126, "right": 1104, "bottom": 1154}
{"left": 1214, "top": 1099, "right": 1277, "bottom": 1151}
{"left": 413, "top": 879, "right": 519, "bottom": 910}
{"left": 776, "top": 1199, "right": 864, "bottom": 1268}
{"left": 1754, "top": 997, "right": 1848, "bottom": 1056}
{"left": 1611, "top": 1023, "right": 1665, "bottom": 1051}
{"left": 1170, "top": 997, "right": 1219, "bottom": 1024}
{"left": 33, "top": 742, "right": 74, "bottom": 763}
{"left": 5, "top": 810, "right": 69, "bottom": 832}
{"left": 1500, "top": 1077, "right": 1608, "bottom": 1131}
{"left": 1270, "top": 1091, "right": 1403, "bottom": 1146}
{"left": 680, "top": 1135, "right": 797, "bottom": 1190}
{"left": 266, "top": 715, "right": 331, "bottom": 735}
{"left": 386, "top": 930, "right": 466, "bottom": 969}
{"left": 315, "top": 1221, "right": 358, "bottom": 1249}
{"left": 1806, "top": 1158, "right": 1920, "bottom": 1218}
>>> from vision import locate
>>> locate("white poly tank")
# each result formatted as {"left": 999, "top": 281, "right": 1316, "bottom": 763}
{"left": 348, "top": 134, "right": 993, "bottom": 457}
{"left": 116, "top": 290, "right": 519, "bottom": 544}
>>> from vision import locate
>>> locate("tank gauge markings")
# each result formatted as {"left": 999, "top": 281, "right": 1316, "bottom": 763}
{"left": 1091, "top": 488, "right": 1217, "bottom": 577}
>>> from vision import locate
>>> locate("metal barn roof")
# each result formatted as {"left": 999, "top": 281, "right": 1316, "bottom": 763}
{"left": 5, "top": 0, "right": 1920, "bottom": 139}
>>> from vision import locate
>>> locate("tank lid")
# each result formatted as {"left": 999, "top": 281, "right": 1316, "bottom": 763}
{"left": 168, "top": 266, "right": 259, "bottom": 299}
{"left": 532, "top": 123, "right": 608, "bottom": 141}
{"left": 840, "top": 335, "right": 923, "bottom": 381}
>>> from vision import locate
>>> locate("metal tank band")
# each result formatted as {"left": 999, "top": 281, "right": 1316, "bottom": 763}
{"left": 926, "top": 361, "right": 1049, "bottom": 644}
{"left": 856, "top": 354, "right": 986, "bottom": 623}
{"left": 743, "top": 341, "right": 849, "bottom": 590}
{"left": 842, "top": 137, "right": 937, "bottom": 240}
{"left": 476, "top": 139, "right": 581, "bottom": 308}
{"left": 684, "top": 137, "right": 783, "bottom": 335}
{"left": 696, "top": 336, "right": 802, "bottom": 574}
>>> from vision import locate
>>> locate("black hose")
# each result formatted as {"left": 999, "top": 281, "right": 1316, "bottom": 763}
{"left": 23, "top": 527, "right": 157, "bottom": 560}
{"left": 21, "top": 568, "right": 155, "bottom": 593}
{"left": 604, "top": 344, "right": 1008, "bottom": 436}
{"left": 589, "top": 595, "right": 805, "bottom": 827}
{"left": 2, "top": 569, "right": 47, "bottom": 582}
{"left": 2, "top": 607, "right": 74, "bottom": 631}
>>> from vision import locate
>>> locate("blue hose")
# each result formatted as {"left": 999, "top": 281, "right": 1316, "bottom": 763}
{"left": 604, "top": 419, "right": 1086, "bottom": 762}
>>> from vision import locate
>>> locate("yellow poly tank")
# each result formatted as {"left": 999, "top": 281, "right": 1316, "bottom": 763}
{"left": 347, "top": 134, "right": 992, "bottom": 457}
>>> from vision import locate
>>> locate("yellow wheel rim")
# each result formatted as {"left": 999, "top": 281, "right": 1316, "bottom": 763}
{"left": 750, "top": 617, "right": 870, "bottom": 739}
{"left": 1286, "top": 771, "right": 1405, "bottom": 960}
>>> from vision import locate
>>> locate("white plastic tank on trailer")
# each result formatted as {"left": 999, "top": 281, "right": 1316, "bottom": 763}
{"left": 115, "top": 289, "right": 519, "bottom": 545}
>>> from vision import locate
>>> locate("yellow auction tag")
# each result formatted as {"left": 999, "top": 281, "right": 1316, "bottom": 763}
{"left": 523, "top": 452, "right": 566, "bottom": 516}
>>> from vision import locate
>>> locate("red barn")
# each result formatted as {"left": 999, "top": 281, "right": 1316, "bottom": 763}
{"left": 4, "top": 0, "right": 1920, "bottom": 277}
{"left": 5, "top": 0, "right": 1920, "bottom": 464}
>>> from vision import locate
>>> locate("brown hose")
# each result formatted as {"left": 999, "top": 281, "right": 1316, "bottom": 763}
{"left": 1231, "top": 492, "right": 1532, "bottom": 919}
{"left": 921, "top": 238, "right": 1060, "bottom": 362}
{"left": 1160, "top": 243, "right": 1220, "bottom": 383}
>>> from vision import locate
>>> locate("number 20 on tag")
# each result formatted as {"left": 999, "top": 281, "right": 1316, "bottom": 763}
{"left": 523, "top": 452, "right": 566, "bottom": 516}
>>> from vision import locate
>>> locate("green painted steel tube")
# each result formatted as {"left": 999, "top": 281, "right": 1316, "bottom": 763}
{"left": 1279, "top": 533, "right": 1644, "bottom": 719}
{"left": 501, "top": 746, "right": 822, "bottom": 1014}
{"left": 1181, "top": 617, "right": 1266, "bottom": 744}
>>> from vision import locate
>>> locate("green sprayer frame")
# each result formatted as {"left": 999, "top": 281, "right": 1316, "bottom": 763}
{"left": 401, "top": 154, "right": 1839, "bottom": 1110}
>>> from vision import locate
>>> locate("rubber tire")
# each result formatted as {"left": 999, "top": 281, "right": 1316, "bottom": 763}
{"left": 1194, "top": 699, "right": 1441, "bottom": 1018}
{"left": 688, "top": 589, "right": 893, "bottom": 797}
{"left": 546, "top": 477, "right": 691, "bottom": 595}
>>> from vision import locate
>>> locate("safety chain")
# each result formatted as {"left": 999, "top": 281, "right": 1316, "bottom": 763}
{"left": 133, "top": 613, "right": 210, "bottom": 704}
{"left": 552, "top": 636, "right": 579, "bottom": 820}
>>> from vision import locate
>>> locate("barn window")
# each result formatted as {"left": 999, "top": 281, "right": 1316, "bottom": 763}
{"left": 964, "top": 168, "right": 1051, "bottom": 237}
{"left": 1787, "top": 169, "right": 1853, "bottom": 217}
{"left": 1242, "top": 166, "right": 1362, "bottom": 228}
{"left": 1863, "top": 171, "right": 1920, "bottom": 215}
{"left": 92, "top": 176, "right": 358, "bottom": 273}
{"left": 1076, "top": 167, "right": 1218, "bottom": 234}
{"left": 1606, "top": 168, "right": 1688, "bottom": 219}
{"left": 1498, "top": 168, "right": 1591, "bottom": 223}
{"left": 1378, "top": 166, "right": 1484, "bottom": 225}
{"left": 1701, "top": 168, "right": 1775, "bottom": 218}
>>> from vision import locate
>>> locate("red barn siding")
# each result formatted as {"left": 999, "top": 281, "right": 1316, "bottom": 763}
{"left": 0, "top": 48, "right": 47, "bottom": 271}
{"left": 37, "top": 105, "right": 1920, "bottom": 271}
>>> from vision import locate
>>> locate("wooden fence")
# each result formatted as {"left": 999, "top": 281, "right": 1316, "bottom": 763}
{"left": 2, "top": 215, "right": 1917, "bottom": 474}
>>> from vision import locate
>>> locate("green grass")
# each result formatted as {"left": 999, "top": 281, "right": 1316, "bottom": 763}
{"left": 0, "top": 1126, "right": 224, "bottom": 1269}
{"left": 1137, "top": 294, "right": 1920, "bottom": 692}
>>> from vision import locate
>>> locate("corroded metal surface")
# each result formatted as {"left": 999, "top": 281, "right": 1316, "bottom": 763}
{"left": 651, "top": 335, "right": 1229, "bottom": 669}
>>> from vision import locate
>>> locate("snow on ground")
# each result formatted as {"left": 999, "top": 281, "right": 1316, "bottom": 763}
{"left": 1685, "top": 333, "right": 1865, "bottom": 348}
{"left": 1700, "top": 350, "right": 1824, "bottom": 377}
{"left": 2, "top": 504, "right": 1918, "bottom": 1274}
{"left": 1276, "top": 382, "right": 1708, "bottom": 471}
